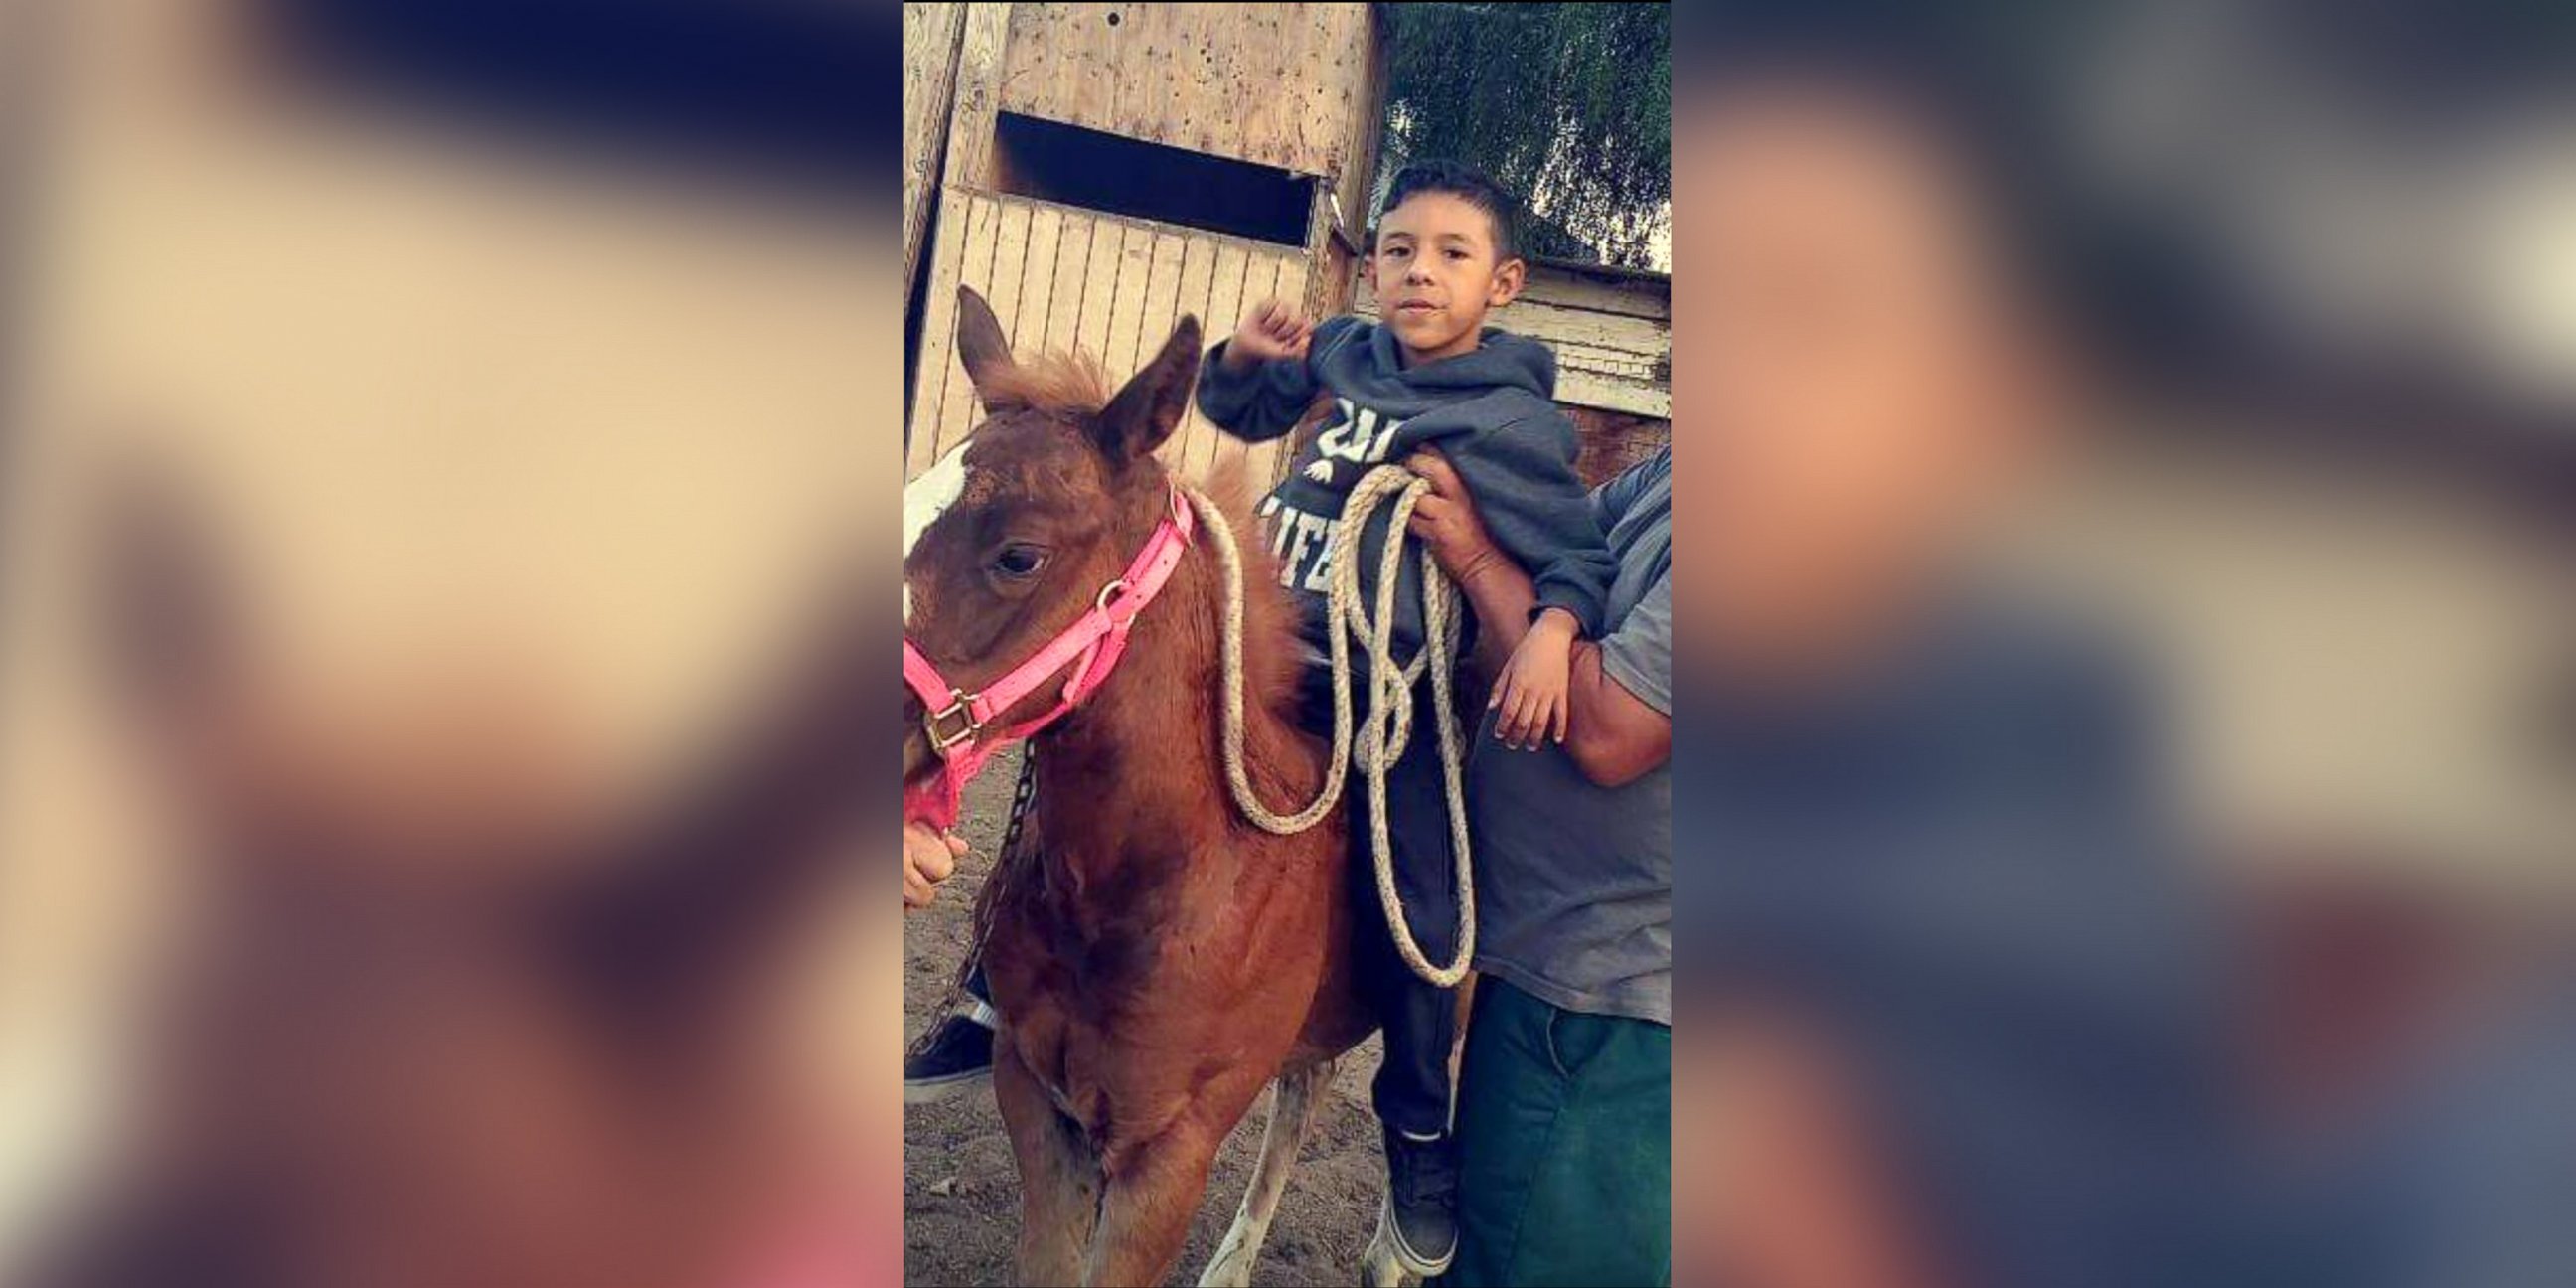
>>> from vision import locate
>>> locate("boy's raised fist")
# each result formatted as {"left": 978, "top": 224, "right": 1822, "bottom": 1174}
{"left": 1224, "top": 297, "right": 1314, "bottom": 370}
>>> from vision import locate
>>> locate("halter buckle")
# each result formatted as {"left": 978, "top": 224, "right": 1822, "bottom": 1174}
{"left": 924, "top": 689, "right": 982, "bottom": 753}
{"left": 1093, "top": 578, "right": 1131, "bottom": 613}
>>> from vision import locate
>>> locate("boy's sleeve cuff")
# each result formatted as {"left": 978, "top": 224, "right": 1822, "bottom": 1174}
{"left": 1194, "top": 341, "right": 1253, "bottom": 423}
{"left": 1532, "top": 583, "right": 1604, "bottom": 637}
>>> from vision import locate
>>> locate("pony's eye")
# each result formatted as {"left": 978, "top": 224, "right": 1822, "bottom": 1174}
{"left": 991, "top": 544, "right": 1048, "bottom": 579}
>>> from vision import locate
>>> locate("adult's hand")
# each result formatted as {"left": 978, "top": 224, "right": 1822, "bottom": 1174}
{"left": 1404, "top": 448, "right": 1508, "bottom": 584}
{"left": 904, "top": 822, "right": 967, "bottom": 910}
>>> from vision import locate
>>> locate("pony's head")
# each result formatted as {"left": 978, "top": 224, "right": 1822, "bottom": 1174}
{"left": 901, "top": 287, "right": 1201, "bottom": 782}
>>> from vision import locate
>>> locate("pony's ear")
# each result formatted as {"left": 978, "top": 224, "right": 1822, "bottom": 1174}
{"left": 955, "top": 286, "right": 1023, "bottom": 414}
{"left": 1092, "top": 314, "right": 1201, "bottom": 463}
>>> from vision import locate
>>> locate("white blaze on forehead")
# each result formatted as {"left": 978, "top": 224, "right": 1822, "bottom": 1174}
{"left": 902, "top": 442, "right": 972, "bottom": 626}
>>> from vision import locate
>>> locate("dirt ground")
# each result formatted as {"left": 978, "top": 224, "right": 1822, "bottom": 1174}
{"left": 903, "top": 748, "right": 1390, "bottom": 1287}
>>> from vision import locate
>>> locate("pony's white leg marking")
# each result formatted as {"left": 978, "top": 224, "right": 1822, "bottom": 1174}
{"left": 901, "top": 441, "right": 971, "bottom": 627}
{"left": 1198, "top": 1063, "right": 1324, "bottom": 1288}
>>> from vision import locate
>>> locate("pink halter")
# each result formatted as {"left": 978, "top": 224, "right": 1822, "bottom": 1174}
{"left": 902, "top": 482, "right": 1196, "bottom": 829}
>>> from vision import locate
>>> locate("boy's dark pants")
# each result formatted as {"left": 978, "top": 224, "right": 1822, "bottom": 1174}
{"left": 1297, "top": 662, "right": 1462, "bottom": 1140}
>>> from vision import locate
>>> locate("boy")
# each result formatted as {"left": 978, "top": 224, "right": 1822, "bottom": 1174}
{"left": 1195, "top": 159, "right": 1615, "bottom": 1277}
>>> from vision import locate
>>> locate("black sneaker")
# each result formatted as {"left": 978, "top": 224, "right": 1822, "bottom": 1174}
{"left": 903, "top": 1012, "right": 995, "bottom": 1105}
{"left": 1378, "top": 1126, "right": 1460, "bottom": 1276}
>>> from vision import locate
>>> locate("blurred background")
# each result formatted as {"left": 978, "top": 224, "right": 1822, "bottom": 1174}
{"left": 1674, "top": 2, "right": 2569, "bottom": 1286}
{"left": 0, "top": 3, "right": 902, "bottom": 1285}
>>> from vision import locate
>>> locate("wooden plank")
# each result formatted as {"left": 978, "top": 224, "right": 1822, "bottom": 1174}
{"left": 1001, "top": 5, "right": 1068, "bottom": 146}
{"left": 1101, "top": 224, "right": 1154, "bottom": 388}
{"left": 1332, "top": 6, "right": 1388, "bottom": 226}
{"left": 1172, "top": 234, "right": 1217, "bottom": 339}
{"left": 1176, "top": 240, "right": 1224, "bottom": 480}
{"left": 1214, "top": 5, "right": 1257, "bottom": 174}
{"left": 1319, "top": 233, "right": 1359, "bottom": 318}
{"left": 1294, "top": 6, "right": 1337, "bottom": 180}
{"left": 1204, "top": 242, "right": 1251, "bottom": 356}
{"left": 1131, "top": 230, "right": 1188, "bottom": 473}
{"left": 1273, "top": 250, "right": 1316, "bottom": 322}
{"left": 940, "top": 3, "right": 1013, "bottom": 193}
{"left": 1015, "top": 203, "right": 1063, "bottom": 352}
{"left": 1135, "top": 231, "right": 1187, "bottom": 380}
{"left": 1231, "top": 8, "right": 1293, "bottom": 175}
{"left": 1168, "top": 237, "right": 1218, "bottom": 479}
{"left": 1169, "top": 5, "right": 1224, "bottom": 157}
{"left": 1074, "top": 216, "right": 1125, "bottom": 365}
{"left": 906, "top": 194, "right": 972, "bottom": 480}
{"left": 983, "top": 198, "right": 1034, "bottom": 363}
{"left": 1005, "top": 3, "right": 1114, "bottom": 149}
{"left": 1108, "top": 4, "right": 1170, "bottom": 146}
{"left": 902, "top": 2, "right": 968, "bottom": 299}
{"left": 1496, "top": 298, "right": 1670, "bottom": 357}
{"left": 933, "top": 193, "right": 1003, "bottom": 459}
{"left": 1555, "top": 369, "right": 1671, "bottom": 419}
{"left": 1302, "top": 185, "right": 1336, "bottom": 320}
{"left": 1043, "top": 207, "right": 1093, "bottom": 356}
{"left": 1517, "top": 268, "right": 1671, "bottom": 321}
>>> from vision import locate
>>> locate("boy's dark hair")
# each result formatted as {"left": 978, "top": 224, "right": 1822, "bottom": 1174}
{"left": 1376, "top": 159, "right": 1523, "bottom": 262}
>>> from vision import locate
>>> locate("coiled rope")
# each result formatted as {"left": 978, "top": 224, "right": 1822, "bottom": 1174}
{"left": 1183, "top": 465, "right": 1475, "bottom": 987}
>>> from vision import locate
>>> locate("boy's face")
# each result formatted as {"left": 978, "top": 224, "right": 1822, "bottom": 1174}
{"left": 1369, "top": 190, "right": 1526, "bottom": 364}
{"left": 1682, "top": 88, "right": 2060, "bottom": 664}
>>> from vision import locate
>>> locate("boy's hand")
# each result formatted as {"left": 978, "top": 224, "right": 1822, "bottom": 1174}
{"left": 1493, "top": 607, "right": 1579, "bottom": 749}
{"left": 1223, "top": 298, "right": 1312, "bottom": 371}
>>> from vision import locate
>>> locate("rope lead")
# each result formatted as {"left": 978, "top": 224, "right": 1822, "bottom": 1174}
{"left": 1186, "top": 466, "right": 1475, "bottom": 988}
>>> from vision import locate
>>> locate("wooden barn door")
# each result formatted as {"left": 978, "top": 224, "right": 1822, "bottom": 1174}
{"left": 905, "top": 192, "right": 1313, "bottom": 488}
{"left": 900, "top": 3, "right": 1384, "bottom": 488}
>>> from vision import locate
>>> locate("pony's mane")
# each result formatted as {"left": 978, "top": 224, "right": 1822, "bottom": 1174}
{"left": 988, "top": 350, "right": 1113, "bottom": 416}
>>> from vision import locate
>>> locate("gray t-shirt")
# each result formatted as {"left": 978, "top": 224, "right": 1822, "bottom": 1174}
{"left": 1466, "top": 447, "right": 1672, "bottom": 1025}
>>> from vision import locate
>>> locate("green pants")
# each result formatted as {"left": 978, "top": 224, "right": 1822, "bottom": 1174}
{"left": 1435, "top": 977, "right": 1672, "bottom": 1287}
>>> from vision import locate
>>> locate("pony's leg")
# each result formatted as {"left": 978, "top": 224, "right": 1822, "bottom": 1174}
{"left": 1081, "top": 1121, "right": 1223, "bottom": 1288}
{"left": 1197, "top": 1063, "right": 1325, "bottom": 1288}
{"left": 993, "top": 1045, "right": 1100, "bottom": 1287}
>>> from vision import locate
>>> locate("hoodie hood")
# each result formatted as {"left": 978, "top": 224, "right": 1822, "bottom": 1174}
{"left": 1367, "top": 323, "right": 1558, "bottom": 400}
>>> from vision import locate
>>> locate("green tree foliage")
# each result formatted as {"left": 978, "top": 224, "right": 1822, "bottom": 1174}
{"left": 1377, "top": 3, "right": 1672, "bottom": 268}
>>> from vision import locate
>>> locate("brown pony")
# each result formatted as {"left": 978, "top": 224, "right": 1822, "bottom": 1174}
{"left": 34, "top": 460, "right": 881, "bottom": 1288}
{"left": 903, "top": 287, "right": 1374, "bottom": 1286}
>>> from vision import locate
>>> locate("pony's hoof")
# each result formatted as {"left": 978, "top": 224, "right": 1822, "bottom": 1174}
{"left": 1198, "top": 1229, "right": 1258, "bottom": 1288}
{"left": 1361, "top": 1220, "right": 1412, "bottom": 1287}
{"left": 1196, "top": 1247, "right": 1254, "bottom": 1288}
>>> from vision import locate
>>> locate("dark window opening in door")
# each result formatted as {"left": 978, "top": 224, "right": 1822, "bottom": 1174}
{"left": 992, "top": 113, "right": 1314, "bottom": 246}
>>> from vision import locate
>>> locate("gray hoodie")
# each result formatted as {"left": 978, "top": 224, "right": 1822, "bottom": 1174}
{"left": 1196, "top": 315, "right": 1613, "bottom": 659}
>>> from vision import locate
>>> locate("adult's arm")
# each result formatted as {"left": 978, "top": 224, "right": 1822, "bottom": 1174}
{"left": 1406, "top": 448, "right": 1671, "bottom": 786}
